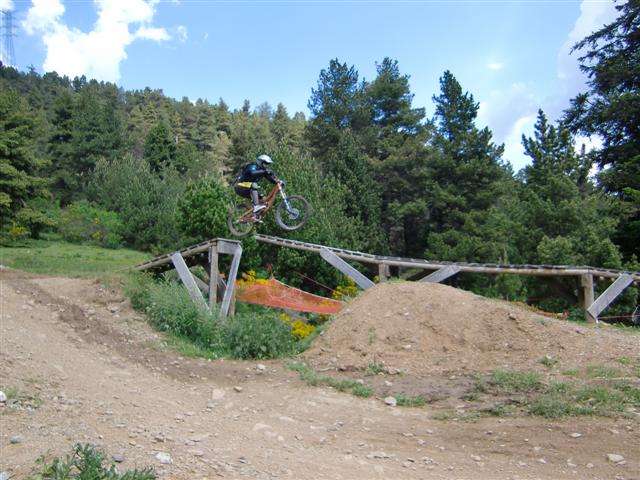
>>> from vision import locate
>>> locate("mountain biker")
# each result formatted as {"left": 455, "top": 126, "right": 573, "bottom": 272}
{"left": 234, "top": 154, "right": 279, "bottom": 218}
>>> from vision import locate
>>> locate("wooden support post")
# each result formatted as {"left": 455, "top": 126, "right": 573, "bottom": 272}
{"left": 580, "top": 274, "right": 595, "bottom": 323}
{"left": 220, "top": 244, "right": 242, "bottom": 318}
{"left": 208, "top": 245, "right": 219, "bottom": 309}
{"left": 420, "top": 265, "right": 461, "bottom": 283}
{"left": 171, "top": 252, "right": 209, "bottom": 311}
{"left": 191, "top": 274, "right": 208, "bottom": 294}
{"left": 320, "top": 248, "right": 375, "bottom": 290}
{"left": 587, "top": 274, "right": 633, "bottom": 323}
{"left": 378, "top": 263, "right": 390, "bottom": 283}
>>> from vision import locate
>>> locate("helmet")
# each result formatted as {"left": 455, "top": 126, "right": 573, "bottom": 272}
{"left": 257, "top": 154, "right": 273, "bottom": 166}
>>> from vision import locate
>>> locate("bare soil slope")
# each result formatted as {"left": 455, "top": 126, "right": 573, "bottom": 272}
{"left": 306, "top": 282, "right": 638, "bottom": 376}
{"left": 1, "top": 270, "right": 639, "bottom": 479}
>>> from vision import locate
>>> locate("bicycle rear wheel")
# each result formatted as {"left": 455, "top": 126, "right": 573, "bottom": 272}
{"left": 227, "top": 203, "right": 255, "bottom": 237}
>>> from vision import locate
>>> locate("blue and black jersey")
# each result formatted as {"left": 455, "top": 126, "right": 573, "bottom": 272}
{"left": 234, "top": 162, "right": 278, "bottom": 189}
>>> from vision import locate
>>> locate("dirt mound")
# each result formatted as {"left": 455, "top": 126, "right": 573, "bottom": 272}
{"left": 306, "top": 282, "right": 637, "bottom": 376}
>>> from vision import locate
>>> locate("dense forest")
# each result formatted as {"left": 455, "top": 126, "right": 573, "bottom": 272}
{"left": 1, "top": 1, "right": 638, "bottom": 316}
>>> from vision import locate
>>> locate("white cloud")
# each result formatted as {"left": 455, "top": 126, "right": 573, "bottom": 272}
{"left": 478, "top": 1, "right": 619, "bottom": 172}
{"left": 0, "top": 0, "right": 14, "bottom": 11}
{"left": 557, "top": 0, "right": 618, "bottom": 97}
{"left": 203, "top": 32, "right": 209, "bottom": 40}
{"left": 176, "top": 24, "right": 187, "bottom": 42}
{"left": 23, "top": 0, "right": 171, "bottom": 82}
{"left": 136, "top": 26, "right": 169, "bottom": 41}
{"left": 487, "top": 62, "right": 503, "bottom": 71}
{"left": 478, "top": 82, "right": 538, "bottom": 141}
{"left": 502, "top": 114, "right": 537, "bottom": 171}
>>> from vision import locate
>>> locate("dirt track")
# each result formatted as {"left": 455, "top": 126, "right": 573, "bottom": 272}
{"left": 1, "top": 269, "right": 639, "bottom": 479}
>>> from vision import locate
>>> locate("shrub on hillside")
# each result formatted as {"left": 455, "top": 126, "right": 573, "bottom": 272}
{"left": 30, "top": 443, "right": 155, "bottom": 480}
{"left": 177, "top": 174, "right": 262, "bottom": 270}
{"left": 126, "top": 275, "right": 222, "bottom": 351}
{"left": 126, "top": 275, "right": 297, "bottom": 359}
{"left": 225, "top": 312, "right": 296, "bottom": 359}
{"left": 58, "top": 201, "right": 123, "bottom": 248}
{"left": 177, "top": 175, "right": 230, "bottom": 239}
{"left": 87, "top": 155, "right": 185, "bottom": 252}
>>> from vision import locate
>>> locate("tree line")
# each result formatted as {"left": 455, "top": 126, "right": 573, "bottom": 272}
{"left": 1, "top": 1, "right": 637, "bottom": 315}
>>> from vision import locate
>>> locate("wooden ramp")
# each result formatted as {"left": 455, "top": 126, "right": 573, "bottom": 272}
{"left": 135, "top": 234, "right": 640, "bottom": 322}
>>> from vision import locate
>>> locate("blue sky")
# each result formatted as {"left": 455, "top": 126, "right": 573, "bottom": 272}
{"left": 10, "top": 0, "right": 619, "bottom": 169}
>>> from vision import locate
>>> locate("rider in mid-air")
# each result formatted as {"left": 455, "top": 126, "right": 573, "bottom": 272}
{"left": 234, "top": 154, "right": 279, "bottom": 218}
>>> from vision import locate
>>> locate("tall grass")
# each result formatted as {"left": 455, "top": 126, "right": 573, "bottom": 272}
{"left": 29, "top": 444, "right": 155, "bottom": 480}
{"left": 126, "top": 274, "right": 298, "bottom": 360}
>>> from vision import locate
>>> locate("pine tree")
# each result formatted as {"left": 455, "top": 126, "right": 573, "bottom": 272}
{"left": 272, "top": 103, "right": 290, "bottom": 145}
{"left": 47, "top": 89, "right": 75, "bottom": 200}
{"left": 70, "top": 85, "right": 123, "bottom": 192}
{"left": 365, "top": 58, "right": 426, "bottom": 161}
{"left": 563, "top": 0, "right": 639, "bottom": 258}
{"left": 425, "top": 71, "right": 512, "bottom": 263}
{"left": 324, "top": 131, "right": 386, "bottom": 251}
{"left": 364, "top": 58, "right": 429, "bottom": 255}
{"left": 0, "top": 89, "right": 50, "bottom": 236}
{"left": 144, "top": 121, "right": 177, "bottom": 172}
{"left": 520, "top": 110, "right": 623, "bottom": 310}
{"left": 306, "top": 59, "right": 368, "bottom": 156}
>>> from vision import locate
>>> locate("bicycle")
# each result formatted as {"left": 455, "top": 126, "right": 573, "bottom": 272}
{"left": 227, "top": 180, "right": 311, "bottom": 237}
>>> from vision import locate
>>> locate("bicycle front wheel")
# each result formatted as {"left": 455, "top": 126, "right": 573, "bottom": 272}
{"left": 275, "top": 195, "right": 311, "bottom": 231}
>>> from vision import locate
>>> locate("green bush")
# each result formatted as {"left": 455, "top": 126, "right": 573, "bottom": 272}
{"left": 87, "top": 156, "right": 185, "bottom": 252}
{"left": 177, "top": 175, "right": 230, "bottom": 239}
{"left": 29, "top": 443, "right": 155, "bottom": 480}
{"left": 58, "top": 201, "right": 123, "bottom": 248}
{"left": 126, "top": 274, "right": 297, "bottom": 359}
{"left": 126, "top": 275, "right": 222, "bottom": 351}
{"left": 224, "top": 312, "right": 296, "bottom": 359}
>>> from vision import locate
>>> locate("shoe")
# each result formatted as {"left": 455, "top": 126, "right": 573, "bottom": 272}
{"left": 253, "top": 204, "right": 267, "bottom": 213}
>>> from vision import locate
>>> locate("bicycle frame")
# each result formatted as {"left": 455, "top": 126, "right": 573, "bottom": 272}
{"left": 238, "top": 182, "right": 288, "bottom": 223}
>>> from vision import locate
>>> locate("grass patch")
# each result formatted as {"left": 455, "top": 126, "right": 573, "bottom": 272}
{"left": 539, "top": 355, "right": 558, "bottom": 368}
{"left": 29, "top": 443, "right": 155, "bottom": 480}
{"left": 127, "top": 274, "right": 299, "bottom": 360}
{"left": 432, "top": 410, "right": 481, "bottom": 422}
{"left": 482, "top": 403, "right": 517, "bottom": 417}
{"left": 585, "top": 364, "right": 623, "bottom": 379}
{"left": 395, "top": 394, "right": 427, "bottom": 407}
{"left": 562, "top": 368, "right": 580, "bottom": 377}
{"left": 288, "top": 362, "right": 372, "bottom": 398}
{"left": 491, "top": 370, "right": 542, "bottom": 393}
{"left": 0, "top": 239, "right": 149, "bottom": 279}
{"left": 367, "top": 327, "right": 376, "bottom": 345}
{"left": 1, "top": 386, "right": 42, "bottom": 410}
{"left": 365, "top": 362, "right": 385, "bottom": 375}
{"left": 617, "top": 356, "right": 632, "bottom": 366}
{"left": 527, "top": 380, "right": 638, "bottom": 418}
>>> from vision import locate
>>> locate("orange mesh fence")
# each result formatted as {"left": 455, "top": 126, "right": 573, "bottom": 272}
{"left": 236, "top": 277, "right": 344, "bottom": 315}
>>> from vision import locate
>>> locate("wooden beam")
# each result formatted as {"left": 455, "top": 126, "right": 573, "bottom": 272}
{"left": 217, "top": 240, "right": 240, "bottom": 255}
{"left": 579, "top": 274, "right": 595, "bottom": 322}
{"left": 378, "top": 263, "right": 391, "bottom": 283}
{"left": 171, "top": 252, "right": 209, "bottom": 311}
{"left": 191, "top": 273, "right": 208, "bottom": 294}
{"left": 220, "top": 245, "right": 243, "bottom": 318}
{"left": 320, "top": 247, "right": 374, "bottom": 290}
{"left": 420, "top": 265, "right": 461, "bottom": 283}
{"left": 254, "top": 234, "right": 640, "bottom": 282}
{"left": 587, "top": 274, "right": 634, "bottom": 323}
{"left": 208, "top": 245, "right": 219, "bottom": 309}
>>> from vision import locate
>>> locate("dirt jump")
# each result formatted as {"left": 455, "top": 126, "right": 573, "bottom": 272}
{"left": 306, "top": 281, "right": 638, "bottom": 375}
{"left": 1, "top": 268, "right": 639, "bottom": 479}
